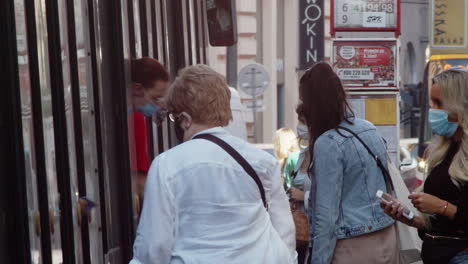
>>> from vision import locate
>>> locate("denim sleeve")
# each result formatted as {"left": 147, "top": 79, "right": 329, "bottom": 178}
{"left": 310, "top": 137, "right": 344, "bottom": 264}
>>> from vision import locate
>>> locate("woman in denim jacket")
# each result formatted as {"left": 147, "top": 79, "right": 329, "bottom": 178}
{"left": 301, "top": 62, "right": 398, "bottom": 264}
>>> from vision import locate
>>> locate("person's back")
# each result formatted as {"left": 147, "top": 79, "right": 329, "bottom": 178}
{"left": 311, "top": 118, "right": 391, "bottom": 228}
{"left": 133, "top": 128, "right": 295, "bottom": 263}
{"left": 309, "top": 117, "right": 396, "bottom": 263}
{"left": 131, "top": 65, "right": 296, "bottom": 264}
{"left": 299, "top": 60, "right": 396, "bottom": 264}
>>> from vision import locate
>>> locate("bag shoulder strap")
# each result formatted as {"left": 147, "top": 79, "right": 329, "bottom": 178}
{"left": 337, "top": 126, "right": 394, "bottom": 192}
{"left": 193, "top": 134, "right": 268, "bottom": 210}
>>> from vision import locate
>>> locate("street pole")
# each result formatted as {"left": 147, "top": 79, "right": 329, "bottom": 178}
{"left": 226, "top": 45, "right": 237, "bottom": 88}
{"left": 251, "top": 67, "right": 257, "bottom": 143}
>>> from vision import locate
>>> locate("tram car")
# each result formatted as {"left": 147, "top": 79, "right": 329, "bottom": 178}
{"left": 1, "top": 0, "right": 236, "bottom": 263}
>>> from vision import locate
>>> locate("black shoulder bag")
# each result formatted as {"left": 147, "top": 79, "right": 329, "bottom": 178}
{"left": 193, "top": 134, "right": 268, "bottom": 210}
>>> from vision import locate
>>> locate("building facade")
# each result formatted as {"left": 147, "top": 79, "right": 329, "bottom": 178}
{"left": 207, "top": 0, "right": 429, "bottom": 143}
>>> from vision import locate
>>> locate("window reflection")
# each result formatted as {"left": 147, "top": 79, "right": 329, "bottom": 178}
{"left": 14, "top": 0, "right": 42, "bottom": 262}
{"left": 74, "top": 0, "right": 104, "bottom": 261}
{"left": 34, "top": 0, "right": 63, "bottom": 262}
{"left": 57, "top": 0, "right": 84, "bottom": 261}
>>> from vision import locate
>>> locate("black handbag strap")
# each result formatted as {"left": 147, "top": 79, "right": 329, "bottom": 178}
{"left": 193, "top": 134, "right": 268, "bottom": 210}
{"left": 337, "top": 126, "right": 394, "bottom": 192}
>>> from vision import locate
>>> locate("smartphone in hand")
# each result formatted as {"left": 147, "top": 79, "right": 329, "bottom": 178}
{"left": 376, "top": 190, "right": 415, "bottom": 220}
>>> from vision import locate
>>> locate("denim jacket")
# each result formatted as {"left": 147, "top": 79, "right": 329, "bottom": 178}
{"left": 308, "top": 117, "right": 394, "bottom": 264}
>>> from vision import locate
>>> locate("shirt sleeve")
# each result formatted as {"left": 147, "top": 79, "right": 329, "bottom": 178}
{"left": 268, "top": 161, "right": 298, "bottom": 262}
{"left": 132, "top": 157, "right": 176, "bottom": 264}
{"left": 310, "top": 138, "right": 344, "bottom": 264}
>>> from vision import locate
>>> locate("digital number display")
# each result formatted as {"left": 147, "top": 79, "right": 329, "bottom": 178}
{"left": 335, "top": 0, "right": 397, "bottom": 29}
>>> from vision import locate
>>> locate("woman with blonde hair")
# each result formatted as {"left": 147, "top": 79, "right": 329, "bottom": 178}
{"left": 273, "top": 128, "right": 300, "bottom": 188}
{"left": 384, "top": 67, "right": 468, "bottom": 264}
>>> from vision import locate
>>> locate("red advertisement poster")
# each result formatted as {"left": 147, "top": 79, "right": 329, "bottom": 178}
{"left": 332, "top": 40, "right": 397, "bottom": 87}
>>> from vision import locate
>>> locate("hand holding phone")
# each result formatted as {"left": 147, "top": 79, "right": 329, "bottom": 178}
{"left": 376, "top": 190, "right": 415, "bottom": 220}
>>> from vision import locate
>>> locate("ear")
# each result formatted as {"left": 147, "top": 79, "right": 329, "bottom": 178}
{"left": 180, "top": 112, "right": 192, "bottom": 130}
{"left": 131, "top": 83, "right": 145, "bottom": 97}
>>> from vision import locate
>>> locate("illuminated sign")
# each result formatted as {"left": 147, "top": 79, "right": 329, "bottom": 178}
{"left": 334, "top": 0, "right": 398, "bottom": 30}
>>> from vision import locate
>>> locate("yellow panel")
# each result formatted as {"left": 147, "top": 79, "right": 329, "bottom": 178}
{"left": 432, "top": 0, "right": 466, "bottom": 47}
{"left": 365, "top": 98, "right": 397, "bottom": 125}
{"left": 430, "top": 54, "right": 468, "bottom": 60}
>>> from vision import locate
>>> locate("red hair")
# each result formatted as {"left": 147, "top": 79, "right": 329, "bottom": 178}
{"left": 131, "top": 57, "right": 169, "bottom": 88}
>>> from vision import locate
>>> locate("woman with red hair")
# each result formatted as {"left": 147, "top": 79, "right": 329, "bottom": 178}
{"left": 130, "top": 57, "right": 169, "bottom": 197}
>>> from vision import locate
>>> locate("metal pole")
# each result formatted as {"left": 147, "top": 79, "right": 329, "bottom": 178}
{"left": 418, "top": 66, "right": 429, "bottom": 158}
{"left": 251, "top": 67, "right": 257, "bottom": 143}
{"left": 226, "top": 45, "right": 238, "bottom": 88}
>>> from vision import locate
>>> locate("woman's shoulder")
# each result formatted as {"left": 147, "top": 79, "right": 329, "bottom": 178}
{"left": 341, "top": 117, "right": 376, "bottom": 131}
{"left": 286, "top": 151, "right": 301, "bottom": 162}
{"left": 315, "top": 118, "right": 378, "bottom": 148}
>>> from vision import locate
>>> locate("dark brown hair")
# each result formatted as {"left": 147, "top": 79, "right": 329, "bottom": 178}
{"left": 131, "top": 57, "right": 169, "bottom": 88}
{"left": 299, "top": 62, "right": 354, "bottom": 150}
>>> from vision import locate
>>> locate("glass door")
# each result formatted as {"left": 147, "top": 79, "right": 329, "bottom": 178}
{"left": 14, "top": 0, "right": 43, "bottom": 262}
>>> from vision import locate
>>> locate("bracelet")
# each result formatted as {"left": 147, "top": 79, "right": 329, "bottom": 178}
{"left": 441, "top": 201, "right": 449, "bottom": 216}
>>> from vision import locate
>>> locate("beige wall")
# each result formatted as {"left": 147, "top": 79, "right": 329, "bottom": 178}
{"left": 260, "top": 0, "right": 278, "bottom": 143}
{"left": 283, "top": 0, "right": 300, "bottom": 131}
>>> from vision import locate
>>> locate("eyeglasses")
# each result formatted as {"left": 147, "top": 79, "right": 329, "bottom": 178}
{"left": 168, "top": 112, "right": 182, "bottom": 122}
{"left": 151, "top": 96, "right": 164, "bottom": 105}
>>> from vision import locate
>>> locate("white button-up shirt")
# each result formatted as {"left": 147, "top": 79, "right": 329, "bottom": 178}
{"left": 131, "top": 127, "right": 297, "bottom": 264}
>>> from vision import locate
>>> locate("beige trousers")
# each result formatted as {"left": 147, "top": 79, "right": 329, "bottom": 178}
{"left": 331, "top": 224, "right": 399, "bottom": 264}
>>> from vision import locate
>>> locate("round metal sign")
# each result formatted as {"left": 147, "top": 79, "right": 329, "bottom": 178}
{"left": 237, "top": 63, "right": 270, "bottom": 97}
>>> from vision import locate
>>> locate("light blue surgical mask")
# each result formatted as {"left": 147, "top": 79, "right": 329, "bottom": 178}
{"left": 296, "top": 123, "right": 309, "bottom": 140}
{"left": 136, "top": 103, "right": 161, "bottom": 117}
{"left": 428, "top": 108, "right": 459, "bottom": 137}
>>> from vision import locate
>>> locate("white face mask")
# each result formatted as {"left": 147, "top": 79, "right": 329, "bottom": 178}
{"left": 296, "top": 123, "right": 309, "bottom": 140}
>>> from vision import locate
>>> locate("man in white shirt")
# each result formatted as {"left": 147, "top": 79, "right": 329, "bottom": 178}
{"left": 131, "top": 64, "right": 296, "bottom": 264}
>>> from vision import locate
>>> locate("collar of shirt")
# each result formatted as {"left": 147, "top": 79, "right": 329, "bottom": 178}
{"left": 190, "top": 126, "right": 228, "bottom": 140}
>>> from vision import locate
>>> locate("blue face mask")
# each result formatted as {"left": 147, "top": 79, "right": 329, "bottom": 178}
{"left": 136, "top": 103, "right": 161, "bottom": 117}
{"left": 428, "top": 108, "right": 459, "bottom": 137}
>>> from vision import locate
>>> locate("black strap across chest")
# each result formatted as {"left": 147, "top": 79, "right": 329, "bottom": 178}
{"left": 193, "top": 134, "right": 268, "bottom": 210}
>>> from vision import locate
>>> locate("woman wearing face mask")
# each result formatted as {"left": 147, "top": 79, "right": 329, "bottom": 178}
{"left": 287, "top": 104, "right": 312, "bottom": 212}
{"left": 131, "top": 65, "right": 297, "bottom": 264}
{"left": 131, "top": 57, "right": 169, "bottom": 118}
{"left": 383, "top": 67, "right": 468, "bottom": 264}
{"left": 130, "top": 57, "right": 169, "bottom": 198}
{"left": 286, "top": 103, "right": 312, "bottom": 264}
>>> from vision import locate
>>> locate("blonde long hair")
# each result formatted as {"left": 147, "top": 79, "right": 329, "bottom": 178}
{"left": 426, "top": 69, "right": 468, "bottom": 188}
{"left": 273, "top": 128, "right": 300, "bottom": 168}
